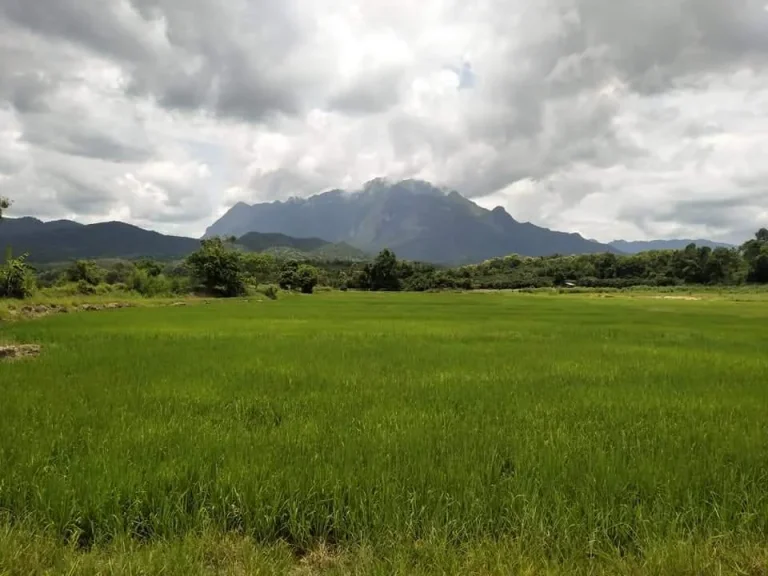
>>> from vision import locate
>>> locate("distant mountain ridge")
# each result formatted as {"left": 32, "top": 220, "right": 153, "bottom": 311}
{"left": 0, "top": 218, "right": 363, "bottom": 263}
{"left": 610, "top": 239, "right": 734, "bottom": 254}
{"left": 1, "top": 219, "right": 201, "bottom": 262}
{"left": 205, "top": 179, "right": 618, "bottom": 263}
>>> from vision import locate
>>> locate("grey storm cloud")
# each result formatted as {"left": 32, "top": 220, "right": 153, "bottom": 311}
{"left": 0, "top": 0, "right": 766, "bottom": 241}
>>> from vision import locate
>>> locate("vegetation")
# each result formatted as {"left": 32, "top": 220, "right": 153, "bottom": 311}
{"left": 340, "top": 231, "right": 768, "bottom": 292}
{"left": 276, "top": 260, "right": 321, "bottom": 294}
{"left": 1, "top": 293, "right": 768, "bottom": 573}
{"left": 296, "top": 264, "right": 319, "bottom": 294}
{"left": 0, "top": 196, "right": 9, "bottom": 220}
{"left": 742, "top": 228, "right": 768, "bottom": 283}
{"left": 186, "top": 237, "right": 248, "bottom": 297}
{"left": 0, "top": 251, "right": 35, "bottom": 299}
{"left": 2, "top": 228, "right": 767, "bottom": 303}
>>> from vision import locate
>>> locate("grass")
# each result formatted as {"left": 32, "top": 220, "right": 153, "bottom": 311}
{"left": 1, "top": 291, "right": 768, "bottom": 574}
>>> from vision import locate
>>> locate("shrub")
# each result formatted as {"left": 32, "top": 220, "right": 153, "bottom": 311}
{"left": 129, "top": 269, "right": 173, "bottom": 297}
{"left": 105, "top": 262, "right": 136, "bottom": 285}
{"left": 77, "top": 280, "right": 97, "bottom": 295}
{"left": 261, "top": 285, "right": 279, "bottom": 300}
{"left": 0, "top": 253, "right": 36, "bottom": 299}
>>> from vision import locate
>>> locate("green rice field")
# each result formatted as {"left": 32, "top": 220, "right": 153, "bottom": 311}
{"left": 1, "top": 292, "right": 768, "bottom": 574}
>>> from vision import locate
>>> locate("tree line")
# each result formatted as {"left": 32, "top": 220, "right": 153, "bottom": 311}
{"left": 340, "top": 230, "right": 768, "bottom": 292}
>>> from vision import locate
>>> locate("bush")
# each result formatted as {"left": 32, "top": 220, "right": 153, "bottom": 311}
{"left": 0, "top": 253, "right": 36, "bottom": 299}
{"left": 260, "top": 285, "right": 279, "bottom": 300}
{"left": 105, "top": 262, "right": 136, "bottom": 285}
{"left": 77, "top": 280, "right": 97, "bottom": 295}
{"left": 129, "top": 268, "right": 173, "bottom": 297}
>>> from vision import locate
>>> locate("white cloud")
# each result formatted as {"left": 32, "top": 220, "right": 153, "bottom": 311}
{"left": 1, "top": 0, "right": 767, "bottom": 242}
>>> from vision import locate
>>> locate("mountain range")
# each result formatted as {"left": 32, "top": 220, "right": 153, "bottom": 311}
{"left": 0, "top": 218, "right": 364, "bottom": 263}
{"left": 2, "top": 179, "right": 736, "bottom": 264}
{"left": 0, "top": 218, "right": 200, "bottom": 262}
{"left": 609, "top": 239, "right": 734, "bottom": 254}
{"left": 205, "top": 179, "right": 617, "bottom": 263}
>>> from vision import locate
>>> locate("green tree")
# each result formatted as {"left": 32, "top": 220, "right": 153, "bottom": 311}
{"left": 187, "top": 237, "right": 247, "bottom": 297}
{"left": 244, "top": 253, "right": 278, "bottom": 284}
{"left": 135, "top": 259, "right": 164, "bottom": 278}
{"left": 742, "top": 229, "right": 768, "bottom": 283}
{"left": 278, "top": 260, "right": 300, "bottom": 290}
{"left": 66, "top": 260, "right": 104, "bottom": 286}
{"left": 296, "top": 264, "right": 319, "bottom": 294}
{"left": 0, "top": 197, "right": 9, "bottom": 220}
{"left": 703, "top": 247, "right": 743, "bottom": 284}
{"left": 369, "top": 249, "right": 401, "bottom": 291}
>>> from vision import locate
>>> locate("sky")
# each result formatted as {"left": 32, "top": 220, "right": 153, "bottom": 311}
{"left": 1, "top": 0, "right": 767, "bottom": 243}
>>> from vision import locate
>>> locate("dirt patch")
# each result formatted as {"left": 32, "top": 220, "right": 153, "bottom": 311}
{"left": 0, "top": 344, "right": 41, "bottom": 360}
{"left": 655, "top": 296, "right": 702, "bottom": 301}
{"left": 4, "top": 302, "right": 137, "bottom": 320}
{"left": 77, "top": 302, "right": 136, "bottom": 312}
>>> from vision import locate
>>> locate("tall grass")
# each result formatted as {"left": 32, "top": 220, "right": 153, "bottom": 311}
{"left": 1, "top": 292, "right": 768, "bottom": 573}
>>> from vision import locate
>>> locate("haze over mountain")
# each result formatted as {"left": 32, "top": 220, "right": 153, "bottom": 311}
{"left": 206, "top": 179, "right": 617, "bottom": 263}
{"left": 610, "top": 239, "right": 734, "bottom": 254}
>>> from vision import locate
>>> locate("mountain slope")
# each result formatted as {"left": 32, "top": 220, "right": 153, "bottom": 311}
{"left": 205, "top": 179, "right": 617, "bottom": 263}
{"left": 1, "top": 221, "right": 201, "bottom": 263}
{"left": 0, "top": 217, "right": 83, "bottom": 239}
{"left": 611, "top": 239, "right": 734, "bottom": 254}
{"left": 0, "top": 218, "right": 369, "bottom": 263}
{"left": 237, "top": 231, "right": 329, "bottom": 253}
{"left": 237, "top": 232, "right": 369, "bottom": 261}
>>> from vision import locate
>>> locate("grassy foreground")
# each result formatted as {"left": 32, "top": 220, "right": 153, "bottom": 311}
{"left": 1, "top": 292, "right": 768, "bottom": 574}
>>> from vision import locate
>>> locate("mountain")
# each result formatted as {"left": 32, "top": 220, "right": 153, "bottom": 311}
{"left": 205, "top": 179, "right": 617, "bottom": 264}
{"left": 0, "top": 217, "right": 83, "bottom": 239}
{"left": 610, "top": 239, "right": 734, "bottom": 254}
{"left": 0, "top": 218, "right": 369, "bottom": 263}
{"left": 1, "top": 220, "right": 201, "bottom": 263}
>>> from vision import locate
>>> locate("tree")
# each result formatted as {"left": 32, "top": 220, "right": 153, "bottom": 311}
{"left": 703, "top": 247, "right": 743, "bottom": 284}
{"left": 369, "top": 249, "right": 401, "bottom": 291}
{"left": 187, "top": 237, "right": 247, "bottom": 297}
{"left": 278, "top": 260, "right": 300, "bottom": 290}
{"left": 67, "top": 260, "right": 104, "bottom": 285}
{"left": 742, "top": 229, "right": 768, "bottom": 284}
{"left": 296, "top": 264, "right": 319, "bottom": 294}
{"left": 244, "top": 253, "right": 277, "bottom": 284}
{"left": 135, "top": 259, "right": 164, "bottom": 278}
{"left": 0, "top": 197, "right": 9, "bottom": 220}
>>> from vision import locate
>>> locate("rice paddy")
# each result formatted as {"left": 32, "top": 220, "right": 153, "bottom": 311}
{"left": 1, "top": 292, "right": 767, "bottom": 574}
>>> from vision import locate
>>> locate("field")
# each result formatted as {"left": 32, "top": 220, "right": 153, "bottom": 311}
{"left": 1, "top": 292, "right": 768, "bottom": 574}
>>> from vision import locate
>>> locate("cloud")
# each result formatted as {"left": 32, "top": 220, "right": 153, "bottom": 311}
{"left": 0, "top": 0, "right": 767, "bottom": 242}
